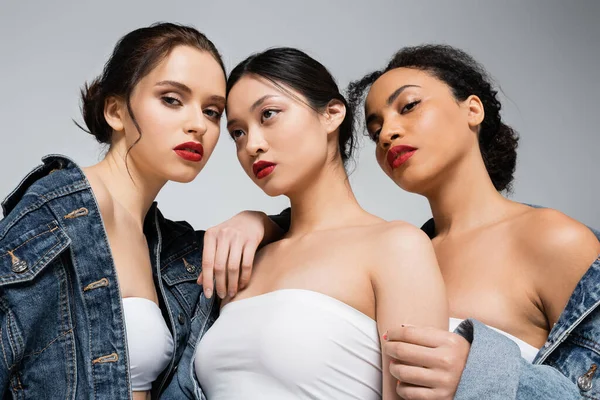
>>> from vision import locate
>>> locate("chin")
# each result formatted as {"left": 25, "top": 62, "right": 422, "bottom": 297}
{"left": 393, "top": 170, "right": 434, "bottom": 195}
{"left": 167, "top": 167, "right": 203, "bottom": 184}
{"left": 256, "top": 179, "right": 288, "bottom": 198}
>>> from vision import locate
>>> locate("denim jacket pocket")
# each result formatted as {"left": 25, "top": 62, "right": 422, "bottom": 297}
{"left": 0, "top": 221, "right": 71, "bottom": 287}
{"left": 0, "top": 220, "right": 76, "bottom": 399}
{"left": 161, "top": 248, "right": 202, "bottom": 317}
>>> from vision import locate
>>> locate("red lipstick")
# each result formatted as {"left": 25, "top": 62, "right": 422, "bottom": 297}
{"left": 174, "top": 142, "right": 204, "bottom": 162}
{"left": 252, "top": 161, "right": 276, "bottom": 179}
{"left": 387, "top": 145, "right": 417, "bottom": 169}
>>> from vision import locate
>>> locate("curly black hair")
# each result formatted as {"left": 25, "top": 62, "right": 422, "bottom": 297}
{"left": 347, "top": 44, "right": 519, "bottom": 192}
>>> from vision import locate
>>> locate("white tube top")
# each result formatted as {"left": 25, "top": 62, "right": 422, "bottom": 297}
{"left": 122, "top": 297, "right": 174, "bottom": 391}
{"left": 195, "top": 289, "right": 382, "bottom": 400}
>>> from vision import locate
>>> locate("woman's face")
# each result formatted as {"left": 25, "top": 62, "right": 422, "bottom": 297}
{"left": 226, "top": 75, "right": 337, "bottom": 197}
{"left": 365, "top": 67, "right": 482, "bottom": 195}
{"left": 110, "top": 45, "right": 226, "bottom": 183}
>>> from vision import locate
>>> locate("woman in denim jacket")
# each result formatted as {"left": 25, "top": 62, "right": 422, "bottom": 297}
{"left": 0, "top": 23, "right": 282, "bottom": 399}
{"left": 342, "top": 44, "right": 600, "bottom": 399}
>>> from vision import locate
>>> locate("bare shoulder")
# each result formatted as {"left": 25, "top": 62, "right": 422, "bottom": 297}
{"left": 361, "top": 220, "right": 437, "bottom": 276}
{"left": 368, "top": 220, "right": 432, "bottom": 251}
{"left": 517, "top": 208, "right": 599, "bottom": 258}
{"left": 515, "top": 207, "right": 600, "bottom": 275}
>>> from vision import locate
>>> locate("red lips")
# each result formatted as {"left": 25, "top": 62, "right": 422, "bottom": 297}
{"left": 387, "top": 145, "right": 417, "bottom": 169}
{"left": 174, "top": 142, "right": 204, "bottom": 162}
{"left": 252, "top": 161, "right": 276, "bottom": 179}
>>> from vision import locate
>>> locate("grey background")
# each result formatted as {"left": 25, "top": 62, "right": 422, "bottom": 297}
{"left": 1, "top": 0, "right": 598, "bottom": 228}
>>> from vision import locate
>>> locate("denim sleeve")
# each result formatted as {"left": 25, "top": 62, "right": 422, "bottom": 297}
{"left": 454, "top": 319, "right": 580, "bottom": 400}
{"left": 268, "top": 207, "right": 291, "bottom": 233}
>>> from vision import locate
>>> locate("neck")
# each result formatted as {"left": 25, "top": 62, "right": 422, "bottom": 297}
{"left": 87, "top": 146, "right": 166, "bottom": 227}
{"left": 286, "top": 160, "right": 365, "bottom": 236}
{"left": 425, "top": 149, "right": 512, "bottom": 237}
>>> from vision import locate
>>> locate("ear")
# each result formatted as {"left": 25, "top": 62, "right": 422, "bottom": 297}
{"left": 104, "top": 95, "right": 126, "bottom": 133}
{"left": 465, "top": 95, "right": 485, "bottom": 129}
{"left": 321, "top": 99, "right": 346, "bottom": 135}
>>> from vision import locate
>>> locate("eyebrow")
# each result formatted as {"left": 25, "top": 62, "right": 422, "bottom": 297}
{"left": 155, "top": 80, "right": 192, "bottom": 94}
{"left": 208, "top": 95, "right": 226, "bottom": 107}
{"left": 386, "top": 84, "right": 421, "bottom": 105}
{"left": 250, "top": 94, "right": 279, "bottom": 112}
{"left": 365, "top": 84, "right": 421, "bottom": 125}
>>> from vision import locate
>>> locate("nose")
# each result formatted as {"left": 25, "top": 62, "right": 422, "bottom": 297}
{"left": 378, "top": 124, "right": 403, "bottom": 150}
{"left": 245, "top": 129, "right": 269, "bottom": 157}
{"left": 184, "top": 107, "right": 208, "bottom": 137}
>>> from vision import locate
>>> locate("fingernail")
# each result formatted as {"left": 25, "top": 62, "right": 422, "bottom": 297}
{"left": 218, "top": 291, "right": 225, "bottom": 299}
{"left": 382, "top": 331, "right": 388, "bottom": 341}
{"left": 205, "top": 288, "right": 213, "bottom": 298}
{"left": 228, "top": 290, "right": 236, "bottom": 298}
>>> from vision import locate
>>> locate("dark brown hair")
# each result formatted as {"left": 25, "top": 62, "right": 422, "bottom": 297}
{"left": 77, "top": 22, "right": 225, "bottom": 147}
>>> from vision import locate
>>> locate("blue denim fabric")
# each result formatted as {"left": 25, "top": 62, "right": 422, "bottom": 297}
{"left": 0, "top": 155, "right": 205, "bottom": 399}
{"left": 454, "top": 319, "right": 581, "bottom": 399}
{"left": 160, "top": 293, "right": 219, "bottom": 400}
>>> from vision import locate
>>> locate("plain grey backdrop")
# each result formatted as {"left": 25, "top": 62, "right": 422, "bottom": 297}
{"left": 1, "top": 0, "right": 598, "bottom": 228}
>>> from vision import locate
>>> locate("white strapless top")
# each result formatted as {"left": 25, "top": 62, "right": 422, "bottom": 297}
{"left": 123, "top": 297, "right": 174, "bottom": 391}
{"left": 195, "top": 289, "right": 382, "bottom": 400}
{"left": 449, "top": 317, "right": 539, "bottom": 363}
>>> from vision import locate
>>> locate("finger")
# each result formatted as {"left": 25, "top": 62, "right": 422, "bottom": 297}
{"left": 383, "top": 341, "right": 438, "bottom": 367}
{"left": 198, "top": 272, "right": 203, "bottom": 285}
{"left": 213, "top": 234, "right": 231, "bottom": 299}
{"left": 396, "top": 382, "right": 435, "bottom": 400}
{"left": 385, "top": 325, "right": 447, "bottom": 348}
{"left": 226, "top": 236, "right": 244, "bottom": 298}
{"left": 239, "top": 240, "right": 259, "bottom": 289}
{"left": 201, "top": 231, "right": 217, "bottom": 298}
{"left": 390, "top": 362, "right": 437, "bottom": 388}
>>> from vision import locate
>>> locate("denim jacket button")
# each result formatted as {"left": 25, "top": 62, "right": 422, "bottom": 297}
{"left": 10, "top": 253, "right": 28, "bottom": 273}
{"left": 577, "top": 364, "right": 597, "bottom": 392}
{"left": 578, "top": 375, "right": 593, "bottom": 391}
{"left": 183, "top": 259, "right": 196, "bottom": 273}
{"left": 178, "top": 313, "right": 186, "bottom": 325}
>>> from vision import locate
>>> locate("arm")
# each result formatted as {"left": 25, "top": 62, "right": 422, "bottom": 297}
{"left": 196, "top": 208, "right": 291, "bottom": 299}
{"left": 372, "top": 222, "right": 448, "bottom": 400}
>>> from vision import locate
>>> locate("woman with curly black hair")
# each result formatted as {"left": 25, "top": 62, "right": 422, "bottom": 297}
{"left": 347, "top": 44, "right": 600, "bottom": 399}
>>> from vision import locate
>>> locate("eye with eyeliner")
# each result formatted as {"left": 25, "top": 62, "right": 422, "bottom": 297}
{"left": 400, "top": 99, "right": 421, "bottom": 114}
{"left": 369, "top": 128, "right": 381, "bottom": 142}
{"left": 161, "top": 93, "right": 183, "bottom": 107}
{"left": 260, "top": 108, "right": 280, "bottom": 124}
{"left": 203, "top": 108, "right": 223, "bottom": 121}
{"left": 229, "top": 128, "right": 245, "bottom": 141}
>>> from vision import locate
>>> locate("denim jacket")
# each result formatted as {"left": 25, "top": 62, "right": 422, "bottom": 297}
{"left": 0, "top": 155, "right": 206, "bottom": 399}
{"left": 421, "top": 218, "right": 600, "bottom": 399}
